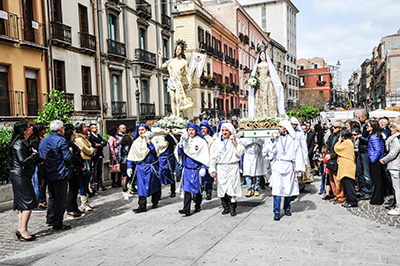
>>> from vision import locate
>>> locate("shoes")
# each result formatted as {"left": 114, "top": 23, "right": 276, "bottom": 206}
{"left": 74, "top": 209, "right": 85, "bottom": 215}
{"left": 206, "top": 195, "right": 212, "bottom": 200}
{"left": 122, "top": 191, "right": 130, "bottom": 200}
{"left": 254, "top": 191, "right": 260, "bottom": 196}
{"left": 194, "top": 207, "right": 201, "bottom": 213}
{"left": 170, "top": 193, "right": 176, "bottom": 198}
{"left": 334, "top": 199, "right": 346, "bottom": 204}
{"left": 341, "top": 203, "right": 358, "bottom": 208}
{"left": 285, "top": 210, "right": 291, "bottom": 216}
{"left": 112, "top": 182, "right": 119, "bottom": 188}
{"left": 32, "top": 205, "right": 47, "bottom": 212}
{"left": 221, "top": 208, "right": 230, "bottom": 215}
{"left": 245, "top": 190, "right": 254, "bottom": 197}
{"left": 88, "top": 191, "right": 95, "bottom": 198}
{"left": 385, "top": 205, "right": 396, "bottom": 210}
{"left": 98, "top": 184, "right": 107, "bottom": 191}
{"left": 178, "top": 209, "right": 191, "bottom": 216}
{"left": 260, "top": 185, "right": 266, "bottom": 190}
{"left": 152, "top": 204, "right": 159, "bottom": 209}
{"left": 67, "top": 211, "right": 82, "bottom": 219}
{"left": 133, "top": 207, "right": 147, "bottom": 213}
{"left": 53, "top": 225, "right": 72, "bottom": 231}
{"left": 388, "top": 206, "right": 400, "bottom": 215}
{"left": 329, "top": 197, "right": 338, "bottom": 202}
{"left": 274, "top": 213, "right": 280, "bottom": 221}
{"left": 359, "top": 195, "right": 371, "bottom": 201}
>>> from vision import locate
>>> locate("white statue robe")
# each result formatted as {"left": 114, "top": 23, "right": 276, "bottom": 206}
{"left": 264, "top": 134, "right": 305, "bottom": 197}
{"left": 241, "top": 138, "right": 266, "bottom": 176}
{"left": 295, "top": 129, "right": 308, "bottom": 167}
{"left": 209, "top": 138, "right": 245, "bottom": 198}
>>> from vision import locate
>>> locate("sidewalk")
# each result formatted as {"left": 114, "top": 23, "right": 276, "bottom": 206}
{"left": 1, "top": 178, "right": 400, "bottom": 265}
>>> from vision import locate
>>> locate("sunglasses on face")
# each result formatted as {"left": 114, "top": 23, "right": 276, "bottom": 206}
{"left": 332, "top": 126, "right": 339, "bottom": 129}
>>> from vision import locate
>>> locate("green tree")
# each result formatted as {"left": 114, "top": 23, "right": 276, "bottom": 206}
{"left": 36, "top": 89, "right": 74, "bottom": 132}
{"left": 0, "top": 127, "right": 13, "bottom": 182}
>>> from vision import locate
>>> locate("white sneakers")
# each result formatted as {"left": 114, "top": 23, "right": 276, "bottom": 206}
{"left": 122, "top": 191, "right": 130, "bottom": 200}
{"left": 388, "top": 206, "right": 400, "bottom": 216}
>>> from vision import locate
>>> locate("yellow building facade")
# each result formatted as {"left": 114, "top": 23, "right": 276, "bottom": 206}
{"left": 0, "top": 0, "right": 48, "bottom": 124}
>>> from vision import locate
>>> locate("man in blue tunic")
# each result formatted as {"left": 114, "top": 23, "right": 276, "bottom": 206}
{"left": 127, "top": 124, "right": 161, "bottom": 213}
{"left": 200, "top": 122, "right": 214, "bottom": 200}
{"left": 152, "top": 133, "right": 178, "bottom": 197}
{"left": 175, "top": 123, "right": 210, "bottom": 216}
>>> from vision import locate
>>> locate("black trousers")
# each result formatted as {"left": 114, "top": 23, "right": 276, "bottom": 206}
{"left": 183, "top": 191, "right": 202, "bottom": 212}
{"left": 67, "top": 171, "right": 81, "bottom": 212}
{"left": 370, "top": 161, "right": 384, "bottom": 205}
{"left": 47, "top": 179, "right": 68, "bottom": 228}
{"left": 91, "top": 157, "right": 104, "bottom": 186}
{"left": 138, "top": 191, "right": 160, "bottom": 210}
{"left": 342, "top": 177, "right": 357, "bottom": 206}
{"left": 205, "top": 183, "right": 212, "bottom": 197}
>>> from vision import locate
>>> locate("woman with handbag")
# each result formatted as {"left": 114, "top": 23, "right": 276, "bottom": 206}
{"left": 108, "top": 126, "right": 121, "bottom": 188}
{"left": 120, "top": 135, "right": 133, "bottom": 200}
{"left": 335, "top": 129, "right": 358, "bottom": 207}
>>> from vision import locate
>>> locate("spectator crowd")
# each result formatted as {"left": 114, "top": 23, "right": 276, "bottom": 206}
{"left": 6, "top": 109, "right": 400, "bottom": 241}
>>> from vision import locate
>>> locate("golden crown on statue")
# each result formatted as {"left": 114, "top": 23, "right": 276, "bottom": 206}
{"left": 175, "top": 39, "right": 188, "bottom": 51}
{"left": 257, "top": 41, "right": 268, "bottom": 52}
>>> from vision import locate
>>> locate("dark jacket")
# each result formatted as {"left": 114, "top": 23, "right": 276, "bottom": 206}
{"left": 382, "top": 126, "right": 391, "bottom": 140}
{"left": 120, "top": 144, "right": 131, "bottom": 165}
{"left": 90, "top": 133, "right": 107, "bottom": 159}
{"left": 9, "top": 138, "right": 39, "bottom": 176}
{"left": 67, "top": 139, "right": 85, "bottom": 175}
{"left": 368, "top": 133, "right": 384, "bottom": 163}
{"left": 359, "top": 122, "right": 369, "bottom": 153}
{"left": 306, "top": 130, "right": 316, "bottom": 157}
{"left": 328, "top": 132, "right": 340, "bottom": 159}
{"left": 39, "top": 132, "right": 72, "bottom": 180}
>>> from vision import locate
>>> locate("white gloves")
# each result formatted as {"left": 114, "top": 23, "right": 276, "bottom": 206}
{"left": 127, "top": 168, "right": 133, "bottom": 177}
{"left": 199, "top": 168, "right": 206, "bottom": 177}
{"left": 143, "top": 131, "right": 153, "bottom": 143}
{"left": 181, "top": 131, "right": 189, "bottom": 141}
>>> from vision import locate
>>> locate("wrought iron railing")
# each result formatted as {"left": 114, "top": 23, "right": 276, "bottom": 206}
{"left": 135, "top": 48, "right": 156, "bottom": 66}
{"left": 136, "top": 0, "right": 152, "bottom": 18}
{"left": 112, "top": 101, "right": 127, "bottom": 116}
{"left": 50, "top": 21, "right": 71, "bottom": 44}
{"left": 79, "top": 32, "right": 96, "bottom": 51}
{"left": 161, "top": 13, "right": 170, "bottom": 28}
{"left": 81, "top": 94, "right": 100, "bottom": 110}
{"left": 140, "top": 102, "right": 155, "bottom": 116}
{"left": 64, "top": 93, "right": 74, "bottom": 110}
{"left": 107, "top": 39, "right": 126, "bottom": 57}
{"left": 0, "top": 11, "right": 19, "bottom": 40}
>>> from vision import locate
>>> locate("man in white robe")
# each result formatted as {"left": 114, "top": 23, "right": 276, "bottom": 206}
{"left": 242, "top": 138, "right": 265, "bottom": 197}
{"left": 209, "top": 123, "right": 245, "bottom": 216}
{"left": 264, "top": 120, "right": 305, "bottom": 221}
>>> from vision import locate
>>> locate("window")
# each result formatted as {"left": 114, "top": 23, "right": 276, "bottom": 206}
{"left": 163, "top": 38, "right": 168, "bottom": 60}
{"left": 79, "top": 4, "right": 88, "bottom": 33}
{"left": 164, "top": 83, "right": 170, "bottom": 113}
{"left": 314, "top": 64, "right": 318, "bottom": 69}
{"left": 231, "top": 97, "right": 233, "bottom": 110}
{"left": 0, "top": 65, "right": 10, "bottom": 116}
{"left": 198, "top": 27, "right": 204, "bottom": 43}
{"left": 201, "top": 92, "right": 205, "bottom": 108}
{"left": 139, "top": 28, "right": 146, "bottom": 49}
{"left": 25, "top": 68, "right": 38, "bottom": 116}
{"left": 229, "top": 47, "right": 232, "bottom": 57}
{"left": 208, "top": 93, "right": 211, "bottom": 108}
{"left": 225, "top": 99, "right": 229, "bottom": 111}
{"left": 141, "top": 79, "right": 149, "bottom": 103}
{"left": 207, "top": 63, "right": 210, "bottom": 76}
{"left": 21, "top": 0, "right": 34, "bottom": 42}
{"left": 111, "top": 74, "right": 121, "bottom": 101}
{"left": 81, "top": 66, "right": 91, "bottom": 95}
{"left": 300, "top": 65, "right": 304, "bottom": 70}
{"left": 319, "top": 75, "right": 324, "bottom": 81}
{"left": 224, "top": 44, "right": 228, "bottom": 55}
{"left": 108, "top": 14, "right": 117, "bottom": 40}
{"left": 300, "top": 76, "right": 305, "bottom": 86}
{"left": 52, "top": 0, "right": 62, "bottom": 22}
{"left": 54, "top": 60, "right": 65, "bottom": 92}
{"left": 205, "top": 32, "right": 210, "bottom": 46}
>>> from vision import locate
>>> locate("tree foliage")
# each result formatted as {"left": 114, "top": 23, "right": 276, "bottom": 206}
{"left": 0, "top": 127, "right": 13, "bottom": 182}
{"left": 286, "top": 105, "right": 320, "bottom": 121}
{"left": 36, "top": 89, "right": 74, "bottom": 132}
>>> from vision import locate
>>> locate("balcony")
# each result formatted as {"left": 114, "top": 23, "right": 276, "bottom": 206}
{"left": 200, "top": 76, "right": 208, "bottom": 86}
{"left": 224, "top": 54, "right": 235, "bottom": 66}
{"left": 79, "top": 32, "right": 96, "bottom": 53}
{"left": 161, "top": 13, "right": 170, "bottom": 29}
{"left": 137, "top": 0, "right": 152, "bottom": 19}
{"left": 21, "top": 17, "right": 46, "bottom": 49}
{"left": 112, "top": 101, "right": 127, "bottom": 117}
{"left": 231, "top": 108, "right": 240, "bottom": 116}
{"left": 7, "top": 90, "right": 25, "bottom": 116}
{"left": 27, "top": 92, "right": 48, "bottom": 116}
{"left": 140, "top": 102, "right": 155, "bottom": 117}
{"left": 50, "top": 21, "right": 71, "bottom": 46}
{"left": 235, "top": 59, "right": 239, "bottom": 68}
{"left": 81, "top": 94, "right": 100, "bottom": 111}
{"left": 199, "top": 42, "right": 213, "bottom": 55}
{"left": 64, "top": 93, "right": 74, "bottom": 111}
{"left": 240, "top": 64, "right": 243, "bottom": 70}
{"left": 107, "top": 39, "right": 126, "bottom": 57}
{"left": 317, "top": 80, "right": 326, "bottom": 86}
{"left": 135, "top": 48, "right": 156, "bottom": 69}
{"left": 213, "top": 49, "right": 223, "bottom": 60}
{"left": 206, "top": 44, "right": 213, "bottom": 56}
{"left": 0, "top": 11, "right": 19, "bottom": 42}
{"left": 207, "top": 79, "right": 215, "bottom": 87}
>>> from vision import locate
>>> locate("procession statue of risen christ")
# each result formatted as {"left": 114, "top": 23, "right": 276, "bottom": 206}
{"left": 158, "top": 40, "right": 193, "bottom": 117}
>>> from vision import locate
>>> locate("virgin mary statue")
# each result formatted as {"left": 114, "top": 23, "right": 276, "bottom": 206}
{"left": 248, "top": 42, "right": 285, "bottom": 118}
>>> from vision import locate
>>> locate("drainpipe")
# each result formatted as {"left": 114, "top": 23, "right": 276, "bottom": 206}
{"left": 91, "top": 0, "right": 103, "bottom": 131}
{"left": 122, "top": 0, "right": 132, "bottom": 118}
{"left": 155, "top": 0, "right": 163, "bottom": 117}
{"left": 97, "top": 0, "right": 107, "bottom": 132}
{"left": 46, "top": 0, "right": 53, "bottom": 93}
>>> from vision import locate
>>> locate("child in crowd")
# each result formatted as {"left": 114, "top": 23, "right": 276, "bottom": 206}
{"left": 319, "top": 145, "right": 330, "bottom": 198}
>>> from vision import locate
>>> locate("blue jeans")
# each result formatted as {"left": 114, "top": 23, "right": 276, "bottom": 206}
{"left": 80, "top": 160, "right": 91, "bottom": 195}
{"left": 32, "top": 166, "right": 39, "bottom": 203}
{"left": 245, "top": 176, "right": 260, "bottom": 191}
{"left": 273, "top": 196, "right": 291, "bottom": 214}
{"left": 358, "top": 153, "right": 372, "bottom": 197}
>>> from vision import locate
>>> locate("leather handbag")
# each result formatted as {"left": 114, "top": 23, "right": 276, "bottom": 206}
{"left": 109, "top": 160, "right": 120, "bottom": 173}
{"left": 326, "top": 158, "right": 338, "bottom": 172}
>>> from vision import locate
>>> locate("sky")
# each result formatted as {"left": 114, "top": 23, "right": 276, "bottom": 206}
{"left": 237, "top": 0, "right": 400, "bottom": 87}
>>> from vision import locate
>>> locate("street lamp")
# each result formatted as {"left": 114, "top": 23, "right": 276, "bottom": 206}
{"left": 132, "top": 59, "right": 141, "bottom": 124}
{"left": 213, "top": 85, "right": 220, "bottom": 125}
